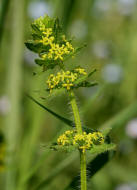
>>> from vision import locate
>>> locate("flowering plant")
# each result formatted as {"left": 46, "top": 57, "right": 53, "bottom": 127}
{"left": 26, "top": 15, "right": 116, "bottom": 190}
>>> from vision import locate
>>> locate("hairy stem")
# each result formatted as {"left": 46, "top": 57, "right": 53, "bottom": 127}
{"left": 69, "top": 91, "right": 82, "bottom": 134}
{"left": 80, "top": 151, "right": 87, "bottom": 190}
{"left": 69, "top": 90, "right": 87, "bottom": 190}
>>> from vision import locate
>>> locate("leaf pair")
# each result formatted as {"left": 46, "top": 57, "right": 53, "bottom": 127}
{"left": 27, "top": 95, "right": 115, "bottom": 154}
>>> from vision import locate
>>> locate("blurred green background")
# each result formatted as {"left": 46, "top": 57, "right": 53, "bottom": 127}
{"left": 0, "top": 0, "right": 137, "bottom": 190}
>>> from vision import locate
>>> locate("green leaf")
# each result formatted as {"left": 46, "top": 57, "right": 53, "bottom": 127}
{"left": 32, "top": 33, "right": 42, "bottom": 40}
{"left": 53, "top": 18, "right": 62, "bottom": 42}
{"left": 88, "top": 68, "right": 97, "bottom": 77}
{"left": 27, "top": 94, "right": 74, "bottom": 127}
{"left": 25, "top": 41, "right": 51, "bottom": 53}
{"left": 31, "top": 23, "right": 41, "bottom": 33}
{"left": 35, "top": 59, "right": 53, "bottom": 68}
{"left": 74, "top": 44, "right": 87, "bottom": 54}
{"left": 62, "top": 44, "right": 86, "bottom": 62}
{"left": 34, "top": 59, "right": 44, "bottom": 66}
{"left": 75, "top": 81, "right": 98, "bottom": 88}
{"left": 50, "top": 143, "right": 77, "bottom": 153}
{"left": 35, "top": 58, "right": 60, "bottom": 70}
{"left": 26, "top": 95, "right": 95, "bottom": 133}
{"left": 74, "top": 68, "right": 97, "bottom": 85}
{"left": 88, "top": 143, "right": 116, "bottom": 155}
{"left": 50, "top": 142, "right": 116, "bottom": 155}
{"left": 25, "top": 42, "right": 43, "bottom": 53}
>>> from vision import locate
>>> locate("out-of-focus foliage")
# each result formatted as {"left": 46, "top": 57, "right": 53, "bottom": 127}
{"left": 0, "top": 0, "right": 137, "bottom": 190}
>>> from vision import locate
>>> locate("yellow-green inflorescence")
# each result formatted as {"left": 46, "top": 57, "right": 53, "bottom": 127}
{"left": 46, "top": 68, "right": 87, "bottom": 92}
{"left": 57, "top": 130, "right": 104, "bottom": 153}
{"left": 34, "top": 18, "right": 75, "bottom": 62}
{"left": 40, "top": 38, "right": 74, "bottom": 61}
{"left": 25, "top": 15, "right": 80, "bottom": 70}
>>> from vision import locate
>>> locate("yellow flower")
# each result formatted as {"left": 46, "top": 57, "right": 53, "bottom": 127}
{"left": 70, "top": 73, "right": 77, "bottom": 82}
{"left": 62, "top": 81, "right": 73, "bottom": 90}
{"left": 40, "top": 36, "right": 54, "bottom": 46}
{"left": 65, "top": 130, "right": 74, "bottom": 136}
{"left": 75, "top": 68, "right": 87, "bottom": 75}
{"left": 66, "top": 42, "right": 74, "bottom": 52}
{"left": 48, "top": 52, "right": 53, "bottom": 59}
{"left": 50, "top": 43, "right": 57, "bottom": 50}
{"left": 41, "top": 54, "right": 47, "bottom": 60}
{"left": 54, "top": 53, "right": 64, "bottom": 61}
{"left": 42, "top": 28, "right": 52, "bottom": 37}
{"left": 57, "top": 134, "right": 70, "bottom": 146}
{"left": 63, "top": 47, "right": 70, "bottom": 54}
{"left": 38, "top": 20, "right": 45, "bottom": 31}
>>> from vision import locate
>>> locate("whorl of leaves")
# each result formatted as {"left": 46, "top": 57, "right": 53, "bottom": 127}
{"left": 25, "top": 15, "right": 83, "bottom": 71}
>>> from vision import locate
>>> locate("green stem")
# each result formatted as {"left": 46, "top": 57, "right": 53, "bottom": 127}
{"left": 80, "top": 151, "right": 87, "bottom": 190}
{"left": 69, "top": 91, "right": 82, "bottom": 134}
{"left": 69, "top": 90, "right": 87, "bottom": 190}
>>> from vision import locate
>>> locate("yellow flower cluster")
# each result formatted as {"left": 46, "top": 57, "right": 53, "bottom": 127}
{"left": 37, "top": 25, "right": 75, "bottom": 61}
{"left": 57, "top": 130, "right": 75, "bottom": 146}
{"left": 57, "top": 130, "right": 104, "bottom": 153}
{"left": 73, "top": 132, "right": 104, "bottom": 152}
{"left": 41, "top": 42, "right": 74, "bottom": 61}
{"left": 46, "top": 68, "right": 87, "bottom": 92}
{"left": 38, "top": 28, "right": 54, "bottom": 46}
